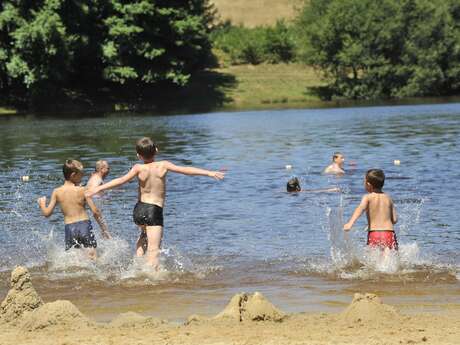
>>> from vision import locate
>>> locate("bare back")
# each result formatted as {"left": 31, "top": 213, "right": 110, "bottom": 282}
{"left": 55, "top": 185, "right": 89, "bottom": 224}
{"left": 366, "top": 192, "right": 396, "bottom": 231}
{"left": 137, "top": 161, "right": 168, "bottom": 207}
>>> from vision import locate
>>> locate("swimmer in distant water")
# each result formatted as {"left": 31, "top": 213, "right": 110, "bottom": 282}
{"left": 85, "top": 137, "right": 225, "bottom": 269}
{"left": 343, "top": 169, "right": 398, "bottom": 250}
{"left": 37, "top": 160, "right": 111, "bottom": 260}
{"left": 286, "top": 177, "right": 340, "bottom": 193}
{"left": 87, "top": 160, "right": 110, "bottom": 194}
{"left": 323, "top": 152, "right": 345, "bottom": 175}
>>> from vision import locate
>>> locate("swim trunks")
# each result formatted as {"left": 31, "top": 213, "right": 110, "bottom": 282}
{"left": 64, "top": 220, "right": 97, "bottom": 250}
{"left": 367, "top": 230, "right": 398, "bottom": 250}
{"left": 133, "top": 202, "right": 164, "bottom": 226}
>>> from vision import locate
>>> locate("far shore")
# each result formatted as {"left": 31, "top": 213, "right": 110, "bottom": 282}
{"left": 2, "top": 63, "right": 460, "bottom": 116}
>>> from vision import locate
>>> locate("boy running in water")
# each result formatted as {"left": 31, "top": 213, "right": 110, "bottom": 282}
{"left": 343, "top": 169, "right": 398, "bottom": 250}
{"left": 38, "top": 160, "right": 111, "bottom": 259}
{"left": 86, "top": 137, "right": 225, "bottom": 268}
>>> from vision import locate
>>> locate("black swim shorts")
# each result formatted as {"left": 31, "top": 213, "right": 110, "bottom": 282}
{"left": 133, "top": 201, "right": 164, "bottom": 227}
{"left": 64, "top": 220, "right": 97, "bottom": 250}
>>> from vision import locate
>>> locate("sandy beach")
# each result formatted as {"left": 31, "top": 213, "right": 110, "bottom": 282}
{"left": 1, "top": 267, "right": 459, "bottom": 345}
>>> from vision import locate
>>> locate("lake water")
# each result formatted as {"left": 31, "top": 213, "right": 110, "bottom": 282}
{"left": 0, "top": 103, "right": 459, "bottom": 321}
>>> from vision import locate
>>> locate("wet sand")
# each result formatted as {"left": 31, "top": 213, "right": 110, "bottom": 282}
{"left": 1, "top": 265, "right": 459, "bottom": 323}
{"left": 1, "top": 267, "right": 460, "bottom": 345}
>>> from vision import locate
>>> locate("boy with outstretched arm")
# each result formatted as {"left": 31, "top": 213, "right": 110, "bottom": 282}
{"left": 86, "top": 137, "right": 225, "bottom": 268}
{"left": 38, "top": 160, "right": 111, "bottom": 260}
{"left": 343, "top": 169, "right": 398, "bottom": 250}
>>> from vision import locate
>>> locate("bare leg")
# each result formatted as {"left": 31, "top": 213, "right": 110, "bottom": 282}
{"left": 136, "top": 226, "right": 147, "bottom": 257}
{"left": 145, "top": 226, "right": 163, "bottom": 268}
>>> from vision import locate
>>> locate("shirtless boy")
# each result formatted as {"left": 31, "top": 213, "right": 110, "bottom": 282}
{"left": 38, "top": 160, "right": 111, "bottom": 259}
{"left": 86, "top": 137, "right": 225, "bottom": 268}
{"left": 87, "top": 160, "right": 110, "bottom": 191}
{"left": 343, "top": 169, "right": 398, "bottom": 250}
{"left": 323, "top": 152, "right": 345, "bottom": 175}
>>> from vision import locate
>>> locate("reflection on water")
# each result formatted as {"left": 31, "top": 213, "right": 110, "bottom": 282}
{"left": 0, "top": 103, "right": 460, "bottom": 319}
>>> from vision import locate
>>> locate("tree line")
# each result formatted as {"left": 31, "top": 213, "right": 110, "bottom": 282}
{"left": 0, "top": 0, "right": 214, "bottom": 109}
{"left": 1, "top": 0, "right": 460, "bottom": 110}
{"left": 299, "top": 0, "right": 460, "bottom": 99}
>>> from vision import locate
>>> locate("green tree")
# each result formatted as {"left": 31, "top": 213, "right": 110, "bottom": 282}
{"left": 0, "top": 0, "right": 103, "bottom": 104}
{"left": 298, "top": 0, "right": 460, "bottom": 99}
{"left": 0, "top": 0, "right": 215, "bottom": 108}
{"left": 102, "top": 0, "right": 214, "bottom": 88}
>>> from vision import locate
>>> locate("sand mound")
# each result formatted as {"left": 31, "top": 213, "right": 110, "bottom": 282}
{"left": 110, "top": 312, "right": 163, "bottom": 328}
{"left": 215, "top": 292, "right": 286, "bottom": 322}
{"left": 0, "top": 266, "right": 43, "bottom": 324}
{"left": 340, "top": 293, "right": 402, "bottom": 325}
{"left": 21, "top": 300, "right": 92, "bottom": 331}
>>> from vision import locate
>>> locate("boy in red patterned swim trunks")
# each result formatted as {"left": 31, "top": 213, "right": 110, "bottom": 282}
{"left": 343, "top": 169, "right": 398, "bottom": 250}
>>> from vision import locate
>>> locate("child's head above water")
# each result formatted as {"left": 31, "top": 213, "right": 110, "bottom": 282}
{"left": 287, "top": 177, "right": 301, "bottom": 192}
{"left": 95, "top": 160, "right": 109, "bottom": 174}
{"left": 332, "top": 152, "right": 345, "bottom": 166}
{"left": 365, "top": 169, "right": 385, "bottom": 191}
{"left": 136, "top": 137, "right": 157, "bottom": 161}
{"left": 63, "top": 159, "right": 84, "bottom": 183}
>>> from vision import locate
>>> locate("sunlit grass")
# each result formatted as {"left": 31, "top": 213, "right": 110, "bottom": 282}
{"left": 215, "top": 63, "right": 326, "bottom": 110}
{"left": 211, "top": 0, "right": 303, "bottom": 27}
{"left": 0, "top": 107, "right": 17, "bottom": 115}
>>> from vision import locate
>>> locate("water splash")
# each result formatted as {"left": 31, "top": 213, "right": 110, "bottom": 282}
{"left": 305, "top": 196, "right": 460, "bottom": 282}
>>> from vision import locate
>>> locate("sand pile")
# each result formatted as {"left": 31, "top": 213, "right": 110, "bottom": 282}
{"left": 0, "top": 266, "right": 43, "bottom": 324}
{"left": 0, "top": 266, "right": 92, "bottom": 331}
{"left": 21, "top": 300, "right": 92, "bottom": 331}
{"left": 110, "top": 312, "right": 163, "bottom": 328}
{"left": 340, "top": 293, "right": 402, "bottom": 325}
{"left": 215, "top": 292, "right": 286, "bottom": 322}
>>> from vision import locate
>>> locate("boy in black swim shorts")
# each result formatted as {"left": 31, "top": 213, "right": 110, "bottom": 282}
{"left": 86, "top": 137, "right": 225, "bottom": 269}
{"left": 38, "top": 160, "right": 111, "bottom": 259}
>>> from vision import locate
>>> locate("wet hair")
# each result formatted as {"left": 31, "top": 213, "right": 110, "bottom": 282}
{"left": 63, "top": 159, "right": 83, "bottom": 180}
{"left": 95, "top": 160, "right": 109, "bottom": 172}
{"left": 287, "top": 177, "right": 301, "bottom": 192}
{"left": 332, "top": 152, "right": 343, "bottom": 162}
{"left": 366, "top": 169, "right": 385, "bottom": 189}
{"left": 136, "top": 137, "right": 157, "bottom": 159}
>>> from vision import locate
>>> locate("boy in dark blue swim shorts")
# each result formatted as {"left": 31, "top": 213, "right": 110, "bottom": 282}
{"left": 86, "top": 137, "right": 224, "bottom": 269}
{"left": 38, "top": 159, "right": 111, "bottom": 259}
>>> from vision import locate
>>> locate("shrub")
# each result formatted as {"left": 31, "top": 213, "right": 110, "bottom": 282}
{"left": 212, "top": 21, "right": 298, "bottom": 65}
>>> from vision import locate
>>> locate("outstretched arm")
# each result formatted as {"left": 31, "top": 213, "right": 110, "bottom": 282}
{"left": 343, "top": 195, "right": 369, "bottom": 231}
{"left": 37, "top": 190, "right": 57, "bottom": 217}
{"left": 86, "top": 196, "right": 111, "bottom": 239}
{"left": 164, "top": 161, "right": 224, "bottom": 180}
{"left": 301, "top": 187, "right": 340, "bottom": 193}
{"left": 86, "top": 165, "right": 140, "bottom": 197}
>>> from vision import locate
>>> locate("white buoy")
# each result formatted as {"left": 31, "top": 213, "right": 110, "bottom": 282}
{"left": 285, "top": 165, "right": 292, "bottom": 170}
{"left": 394, "top": 160, "right": 400, "bottom": 166}
{"left": 21, "top": 175, "right": 30, "bottom": 182}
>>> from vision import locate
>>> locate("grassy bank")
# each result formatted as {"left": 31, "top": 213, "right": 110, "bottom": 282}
{"left": 0, "top": 107, "right": 17, "bottom": 115}
{"left": 214, "top": 63, "right": 326, "bottom": 110}
{"left": 211, "top": 0, "right": 303, "bottom": 27}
